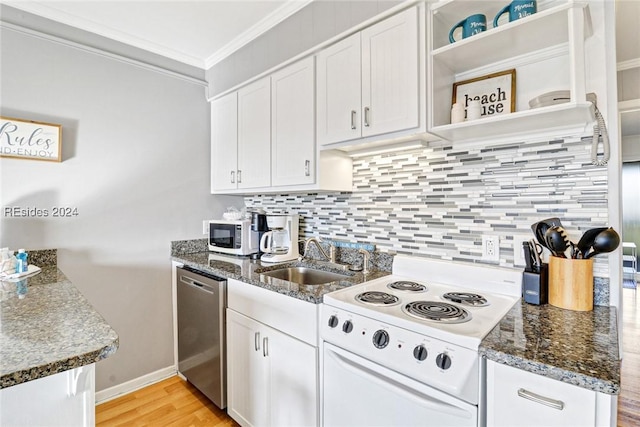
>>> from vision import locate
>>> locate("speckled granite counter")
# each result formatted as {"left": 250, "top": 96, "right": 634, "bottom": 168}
{"left": 480, "top": 300, "right": 619, "bottom": 395}
{"left": 0, "top": 250, "right": 119, "bottom": 389}
{"left": 171, "top": 239, "right": 391, "bottom": 304}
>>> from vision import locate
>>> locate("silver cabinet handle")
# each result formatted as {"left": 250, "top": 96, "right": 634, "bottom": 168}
{"left": 304, "top": 160, "right": 310, "bottom": 176}
{"left": 517, "top": 388, "right": 565, "bottom": 410}
{"left": 364, "top": 107, "right": 370, "bottom": 127}
{"left": 230, "top": 171, "right": 235, "bottom": 183}
{"left": 351, "top": 110, "right": 357, "bottom": 130}
{"left": 263, "top": 337, "right": 269, "bottom": 357}
{"left": 237, "top": 170, "right": 242, "bottom": 183}
{"left": 254, "top": 332, "right": 260, "bottom": 352}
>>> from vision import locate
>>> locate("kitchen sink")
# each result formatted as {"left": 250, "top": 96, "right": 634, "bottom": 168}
{"left": 259, "top": 266, "right": 351, "bottom": 285}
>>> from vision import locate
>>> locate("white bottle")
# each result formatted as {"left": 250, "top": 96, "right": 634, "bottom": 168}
{"left": 451, "top": 102, "right": 465, "bottom": 124}
{"left": 467, "top": 100, "right": 482, "bottom": 121}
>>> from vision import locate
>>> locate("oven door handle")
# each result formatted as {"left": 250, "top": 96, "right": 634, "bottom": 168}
{"left": 326, "top": 346, "right": 473, "bottom": 419}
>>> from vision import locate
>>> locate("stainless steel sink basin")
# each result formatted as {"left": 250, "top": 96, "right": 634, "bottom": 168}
{"left": 259, "top": 266, "right": 350, "bottom": 285}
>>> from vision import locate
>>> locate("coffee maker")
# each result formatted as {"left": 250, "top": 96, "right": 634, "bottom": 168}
{"left": 260, "top": 214, "right": 299, "bottom": 263}
{"left": 250, "top": 211, "right": 269, "bottom": 259}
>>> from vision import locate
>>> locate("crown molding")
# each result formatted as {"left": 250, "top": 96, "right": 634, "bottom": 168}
{"left": 617, "top": 58, "right": 640, "bottom": 71}
{"left": 204, "top": 0, "right": 313, "bottom": 69}
{"left": 1, "top": 1, "right": 201, "bottom": 69}
{"left": 0, "top": 21, "right": 208, "bottom": 86}
{"left": 4, "top": 0, "right": 312, "bottom": 70}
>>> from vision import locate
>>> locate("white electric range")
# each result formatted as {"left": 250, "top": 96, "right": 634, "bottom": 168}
{"left": 320, "top": 255, "right": 522, "bottom": 427}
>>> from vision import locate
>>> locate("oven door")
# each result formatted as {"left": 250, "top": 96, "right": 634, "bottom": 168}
{"left": 323, "top": 343, "right": 477, "bottom": 427}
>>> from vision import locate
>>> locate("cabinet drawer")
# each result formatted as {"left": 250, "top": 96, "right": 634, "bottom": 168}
{"left": 486, "top": 360, "right": 595, "bottom": 427}
{"left": 227, "top": 278, "right": 318, "bottom": 345}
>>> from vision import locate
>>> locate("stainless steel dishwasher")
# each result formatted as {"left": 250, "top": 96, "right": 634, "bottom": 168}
{"left": 176, "top": 266, "right": 226, "bottom": 409}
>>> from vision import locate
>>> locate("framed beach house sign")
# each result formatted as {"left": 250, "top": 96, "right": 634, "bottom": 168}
{"left": 452, "top": 69, "right": 516, "bottom": 119}
{"left": 0, "top": 116, "right": 62, "bottom": 162}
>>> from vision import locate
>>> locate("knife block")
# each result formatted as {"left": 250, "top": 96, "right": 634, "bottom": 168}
{"left": 548, "top": 256, "right": 593, "bottom": 311}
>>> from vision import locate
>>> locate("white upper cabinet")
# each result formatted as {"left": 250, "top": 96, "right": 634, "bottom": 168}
{"left": 271, "top": 57, "right": 316, "bottom": 187}
{"left": 361, "top": 6, "right": 419, "bottom": 138}
{"left": 428, "top": 1, "right": 594, "bottom": 142}
{"left": 237, "top": 77, "right": 271, "bottom": 189}
{"left": 316, "top": 6, "right": 421, "bottom": 147}
{"left": 316, "top": 33, "right": 361, "bottom": 145}
{"left": 210, "top": 92, "right": 238, "bottom": 193}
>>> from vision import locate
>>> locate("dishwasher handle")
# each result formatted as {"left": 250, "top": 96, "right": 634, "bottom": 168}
{"left": 180, "top": 274, "right": 216, "bottom": 294}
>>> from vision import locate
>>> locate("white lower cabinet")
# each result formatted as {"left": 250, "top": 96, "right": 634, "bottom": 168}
{"left": 226, "top": 279, "right": 318, "bottom": 427}
{"left": 486, "top": 360, "right": 616, "bottom": 427}
{"left": 0, "top": 364, "right": 95, "bottom": 427}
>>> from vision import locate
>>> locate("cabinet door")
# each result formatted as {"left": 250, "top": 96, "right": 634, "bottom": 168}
{"left": 0, "top": 365, "right": 95, "bottom": 427}
{"left": 271, "top": 57, "right": 316, "bottom": 186}
{"left": 361, "top": 6, "right": 419, "bottom": 137}
{"left": 226, "top": 310, "right": 269, "bottom": 427}
{"left": 268, "top": 326, "right": 318, "bottom": 426}
{"left": 237, "top": 77, "right": 271, "bottom": 189}
{"left": 211, "top": 92, "right": 238, "bottom": 192}
{"left": 316, "top": 32, "right": 361, "bottom": 146}
{"left": 486, "top": 360, "right": 596, "bottom": 427}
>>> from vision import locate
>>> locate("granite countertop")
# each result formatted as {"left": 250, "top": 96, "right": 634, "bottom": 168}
{"left": 171, "top": 250, "right": 390, "bottom": 304}
{"left": 1, "top": 250, "right": 119, "bottom": 389}
{"left": 480, "top": 300, "right": 620, "bottom": 395}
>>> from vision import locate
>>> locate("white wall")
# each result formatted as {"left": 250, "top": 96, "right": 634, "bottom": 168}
{"left": 0, "top": 27, "right": 242, "bottom": 391}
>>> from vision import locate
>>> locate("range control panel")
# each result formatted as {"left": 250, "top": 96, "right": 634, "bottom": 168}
{"left": 320, "top": 305, "right": 480, "bottom": 405}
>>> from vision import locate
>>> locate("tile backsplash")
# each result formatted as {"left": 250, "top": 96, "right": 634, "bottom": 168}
{"left": 245, "top": 134, "right": 609, "bottom": 276}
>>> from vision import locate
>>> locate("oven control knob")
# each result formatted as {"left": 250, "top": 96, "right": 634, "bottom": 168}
{"left": 372, "top": 330, "right": 389, "bottom": 349}
{"left": 413, "top": 345, "right": 428, "bottom": 361}
{"left": 342, "top": 320, "right": 354, "bottom": 333}
{"left": 436, "top": 353, "right": 452, "bottom": 370}
{"left": 328, "top": 315, "right": 339, "bottom": 328}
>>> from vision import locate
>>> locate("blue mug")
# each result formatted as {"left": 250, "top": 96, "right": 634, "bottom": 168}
{"left": 493, "top": 0, "right": 537, "bottom": 27}
{"left": 449, "top": 14, "right": 487, "bottom": 43}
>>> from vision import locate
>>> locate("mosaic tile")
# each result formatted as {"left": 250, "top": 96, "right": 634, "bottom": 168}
{"left": 245, "top": 135, "right": 611, "bottom": 304}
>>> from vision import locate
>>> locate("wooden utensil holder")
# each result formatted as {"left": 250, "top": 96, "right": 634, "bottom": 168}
{"left": 548, "top": 256, "right": 593, "bottom": 311}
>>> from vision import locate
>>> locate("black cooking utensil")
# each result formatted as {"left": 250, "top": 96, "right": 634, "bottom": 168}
{"left": 545, "top": 226, "right": 570, "bottom": 258}
{"left": 577, "top": 227, "right": 608, "bottom": 259}
{"left": 531, "top": 218, "right": 563, "bottom": 249}
{"left": 585, "top": 228, "right": 620, "bottom": 259}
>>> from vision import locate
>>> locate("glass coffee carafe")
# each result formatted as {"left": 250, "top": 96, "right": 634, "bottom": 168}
{"left": 259, "top": 214, "right": 299, "bottom": 263}
{"left": 260, "top": 228, "right": 290, "bottom": 254}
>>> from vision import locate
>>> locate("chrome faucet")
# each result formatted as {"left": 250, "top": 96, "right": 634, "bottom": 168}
{"left": 358, "top": 248, "right": 371, "bottom": 274}
{"left": 303, "top": 237, "right": 332, "bottom": 262}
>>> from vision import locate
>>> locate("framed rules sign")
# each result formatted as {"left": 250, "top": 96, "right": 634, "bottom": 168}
{"left": 0, "top": 116, "right": 62, "bottom": 162}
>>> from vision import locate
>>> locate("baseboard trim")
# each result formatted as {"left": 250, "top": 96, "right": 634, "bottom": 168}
{"left": 95, "top": 366, "right": 177, "bottom": 404}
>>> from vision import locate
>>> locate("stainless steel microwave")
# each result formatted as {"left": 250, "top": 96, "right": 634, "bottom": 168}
{"left": 208, "top": 219, "right": 258, "bottom": 256}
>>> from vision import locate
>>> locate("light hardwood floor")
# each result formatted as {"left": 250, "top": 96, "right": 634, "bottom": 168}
{"left": 95, "top": 376, "right": 237, "bottom": 427}
{"left": 96, "top": 288, "right": 640, "bottom": 426}
{"left": 618, "top": 287, "right": 640, "bottom": 426}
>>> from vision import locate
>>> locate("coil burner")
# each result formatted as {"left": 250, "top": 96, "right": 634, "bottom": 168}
{"left": 402, "top": 301, "right": 471, "bottom": 323}
{"left": 355, "top": 291, "right": 400, "bottom": 307}
{"left": 442, "top": 292, "right": 489, "bottom": 307}
{"left": 387, "top": 281, "right": 427, "bottom": 292}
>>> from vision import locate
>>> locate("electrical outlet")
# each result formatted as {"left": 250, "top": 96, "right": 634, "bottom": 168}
{"left": 482, "top": 235, "right": 500, "bottom": 262}
{"left": 513, "top": 234, "right": 532, "bottom": 267}
{"left": 203, "top": 220, "right": 209, "bottom": 235}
